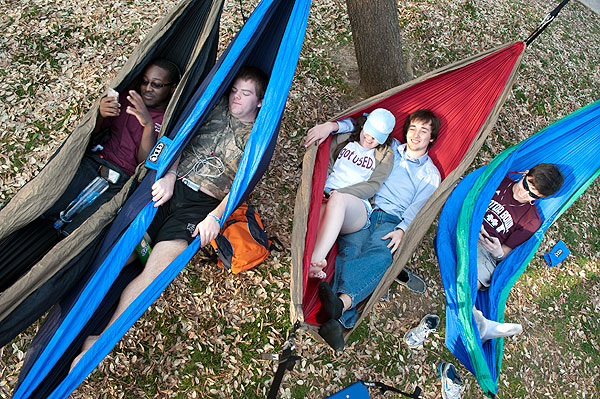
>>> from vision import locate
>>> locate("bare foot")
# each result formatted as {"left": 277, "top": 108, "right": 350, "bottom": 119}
{"left": 309, "top": 259, "right": 327, "bottom": 279}
{"left": 70, "top": 335, "right": 99, "bottom": 372}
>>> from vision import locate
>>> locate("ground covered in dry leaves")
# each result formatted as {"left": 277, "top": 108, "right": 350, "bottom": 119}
{"left": 1, "top": 0, "right": 599, "bottom": 398}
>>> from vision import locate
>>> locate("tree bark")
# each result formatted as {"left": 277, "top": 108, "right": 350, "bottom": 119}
{"left": 345, "top": 0, "right": 409, "bottom": 97}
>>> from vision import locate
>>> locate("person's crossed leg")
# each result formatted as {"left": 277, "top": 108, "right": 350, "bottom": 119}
{"left": 318, "top": 210, "right": 399, "bottom": 350}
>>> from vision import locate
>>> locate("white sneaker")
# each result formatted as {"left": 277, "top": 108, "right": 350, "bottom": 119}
{"left": 438, "top": 361, "right": 464, "bottom": 399}
{"left": 403, "top": 314, "right": 439, "bottom": 348}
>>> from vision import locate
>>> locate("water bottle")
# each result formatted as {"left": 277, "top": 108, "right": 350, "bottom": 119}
{"left": 135, "top": 237, "right": 152, "bottom": 264}
{"left": 54, "top": 176, "right": 109, "bottom": 229}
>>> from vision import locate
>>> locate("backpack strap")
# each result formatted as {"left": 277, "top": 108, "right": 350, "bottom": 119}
{"left": 268, "top": 236, "right": 283, "bottom": 252}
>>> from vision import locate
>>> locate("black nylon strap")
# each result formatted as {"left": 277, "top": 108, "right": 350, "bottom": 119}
{"left": 363, "top": 381, "right": 422, "bottom": 398}
{"left": 238, "top": 0, "right": 248, "bottom": 22}
{"left": 266, "top": 322, "right": 302, "bottom": 399}
{"left": 525, "top": 0, "right": 571, "bottom": 46}
{"left": 269, "top": 236, "right": 283, "bottom": 252}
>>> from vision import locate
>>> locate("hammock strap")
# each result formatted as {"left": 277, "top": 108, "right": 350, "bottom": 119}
{"left": 265, "top": 321, "right": 303, "bottom": 399}
{"left": 238, "top": 0, "right": 248, "bottom": 22}
{"left": 363, "top": 381, "right": 422, "bottom": 398}
{"left": 524, "top": 0, "right": 571, "bottom": 46}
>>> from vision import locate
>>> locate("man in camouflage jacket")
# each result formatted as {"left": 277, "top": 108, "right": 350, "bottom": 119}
{"left": 72, "top": 67, "right": 268, "bottom": 366}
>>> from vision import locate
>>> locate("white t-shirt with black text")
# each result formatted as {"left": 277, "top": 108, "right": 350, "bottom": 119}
{"left": 325, "top": 141, "right": 376, "bottom": 192}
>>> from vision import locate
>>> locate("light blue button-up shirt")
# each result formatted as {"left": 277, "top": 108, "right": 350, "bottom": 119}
{"left": 333, "top": 117, "right": 440, "bottom": 231}
{"left": 374, "top": 139, "right": 440, "bottom": 231}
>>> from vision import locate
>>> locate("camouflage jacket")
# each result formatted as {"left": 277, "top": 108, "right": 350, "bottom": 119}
{"left": 177, "top": 98, "right": 253, "bottom": 199}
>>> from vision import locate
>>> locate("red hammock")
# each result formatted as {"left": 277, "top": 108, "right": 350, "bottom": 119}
{"left": 301, "top": 42, "right": 525, "bottom": 325}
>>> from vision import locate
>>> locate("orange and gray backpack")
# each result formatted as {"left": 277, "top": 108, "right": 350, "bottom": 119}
{"left": 210, "top": 203, "right": 280, "bottom": 273}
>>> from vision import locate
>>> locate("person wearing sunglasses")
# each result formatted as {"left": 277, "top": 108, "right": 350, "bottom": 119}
{"left": 96, "top": 58, "right": 180, "bottom": 177}
{"left": 34, "top": 58, "right": 181, "bottom": 237}
{"left": 0, "top": 59, "right": 181, "bottom": 346}
{"left": 473, "top": 163, "right": 564, "bottom": 342}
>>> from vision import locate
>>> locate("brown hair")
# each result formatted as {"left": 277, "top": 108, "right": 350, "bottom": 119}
{"left": 402, "top": 109, "right": 441, "bottom": 148}
{"left": 235, "top": 66, "right": 269, "bottom": 100}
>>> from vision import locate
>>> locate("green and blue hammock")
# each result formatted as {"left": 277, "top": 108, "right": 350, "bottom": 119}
{"left": 10, "top": 0, "right": 310, "bottom": 397}
{"left": 436, "top": 99, "right": 600, "bottom": 397}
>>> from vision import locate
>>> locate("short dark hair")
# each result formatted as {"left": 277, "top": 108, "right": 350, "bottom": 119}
{"left": 528, "top": 163, "right": 564, "bottom": 197}
{"left": 149, "top": 58, "right": 181, "bottom": 84}
{"left": 402, "top": 109, "right": 441, "bottom": 148}
{"left": 235, "top": 66, "right": 269, "bottom": 100}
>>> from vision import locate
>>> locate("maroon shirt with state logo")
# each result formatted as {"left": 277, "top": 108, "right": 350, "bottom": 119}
{"left": 482, "top": 177, "right": 541, "bottom": 249}
{"left": 100, "top": 96, "right": 165, "bottom": 176}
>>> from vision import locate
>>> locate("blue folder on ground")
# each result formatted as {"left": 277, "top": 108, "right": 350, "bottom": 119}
{"left": 544, "top": 240, "right": 570, "bottom": 266}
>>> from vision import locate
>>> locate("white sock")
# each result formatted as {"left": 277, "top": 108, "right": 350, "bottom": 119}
{"left": 473, "top": 308, "right": 522, "bottom": 343}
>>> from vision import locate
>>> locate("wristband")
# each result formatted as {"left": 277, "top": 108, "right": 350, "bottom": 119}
{"left": 208, "top": 213, "right": 221, "bottom": 223}
{"left": 495, "top": 253, "right": 504, "bottom": 261}
{"left": 167, "top": 169, "right": 177, "bottom": 176}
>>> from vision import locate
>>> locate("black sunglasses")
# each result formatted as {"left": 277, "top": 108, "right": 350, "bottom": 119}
{"left": 522, "top": 174, "right": 541, "bottom": 199}
{"left": 142, "top": 79, "right": 175, "bottom": 89}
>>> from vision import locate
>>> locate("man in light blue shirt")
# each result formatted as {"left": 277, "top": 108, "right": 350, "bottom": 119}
{"left": 305, "top": 109, "right": 441, "bottom": 350}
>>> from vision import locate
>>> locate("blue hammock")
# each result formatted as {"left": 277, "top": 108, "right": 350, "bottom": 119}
{"left": 12, "top": 1, "right": 310, "bottom": 398}
{"left": 436, "top": 99, "right": 600, "bottom": 397}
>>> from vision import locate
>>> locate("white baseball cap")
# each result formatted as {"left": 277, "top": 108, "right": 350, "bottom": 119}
{"left": 363, "top": 108, "right": 395, "bottom": 144}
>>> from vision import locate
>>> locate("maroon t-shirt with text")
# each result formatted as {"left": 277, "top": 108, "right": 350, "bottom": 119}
{"left": 482, "top": 177, "right": 541, "bottom": 249}
{"left": 100, "top": 96, "right": 164, "bottom": 176}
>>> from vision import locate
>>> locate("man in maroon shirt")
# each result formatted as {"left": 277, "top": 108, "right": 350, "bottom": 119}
{"left": 474, "top": 163, "right": 564, "bottom": 342}
{"left": 43, "top": 58, "right": 180, "bottom": 233}
{"left": 96, "top": 59, "right": 178, "bottom": 176}
{"left": 0, "top": 59, "right": 180, "bottom": 347}
{"left": 0, "top": 59, "right": 179, "bottom": 278}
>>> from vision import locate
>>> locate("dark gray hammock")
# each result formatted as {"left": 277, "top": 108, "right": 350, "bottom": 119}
{"left": 0, "top": 0, "right": 225, "bottom": 348}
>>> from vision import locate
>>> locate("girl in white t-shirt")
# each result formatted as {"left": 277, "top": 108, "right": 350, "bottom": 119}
{"left": 308, "top": 108, "right": 395, "bottom": 279}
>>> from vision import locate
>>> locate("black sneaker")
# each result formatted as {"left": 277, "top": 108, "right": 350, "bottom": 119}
{"left": 395, "top": 268, "right": 426, "bottom": 294}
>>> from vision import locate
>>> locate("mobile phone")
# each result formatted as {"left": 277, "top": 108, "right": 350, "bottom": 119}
{"left": 481, "top": 231, "right": 494, "bottom": 242}
{"left": 107, "top": 87, "right": 119, "bottom": 100}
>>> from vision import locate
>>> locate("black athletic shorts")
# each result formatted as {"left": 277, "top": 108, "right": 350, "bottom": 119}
{"left": 147, "top": 181, "right": 221, "bottom": 245}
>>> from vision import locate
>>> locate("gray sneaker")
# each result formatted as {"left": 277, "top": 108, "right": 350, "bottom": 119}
{"left": 438, "top": 361, "right": 464, "bottom": 399}
{"left": 404, "top": 314, "right": 440, "bottom": 348}
{"left": 395, "top": 268, "right": 426, "bottom": 294}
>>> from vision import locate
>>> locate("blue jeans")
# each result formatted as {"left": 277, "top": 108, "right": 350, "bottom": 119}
{"left": 332, "top": 209, "right": 401, "bottom": 328}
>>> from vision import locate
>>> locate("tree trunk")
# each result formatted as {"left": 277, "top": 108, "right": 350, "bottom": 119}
{"left": 345, "top": 0, "right": 409, "bottom": 97}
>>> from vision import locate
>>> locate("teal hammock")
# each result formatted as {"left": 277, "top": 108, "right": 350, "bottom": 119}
{"left": 436, "top": 99, "right": 600, "bottom": 397}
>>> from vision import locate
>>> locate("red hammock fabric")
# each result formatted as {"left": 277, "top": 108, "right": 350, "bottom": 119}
{"left": 302, "top": 41, "right": 525, "bottom": 325}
